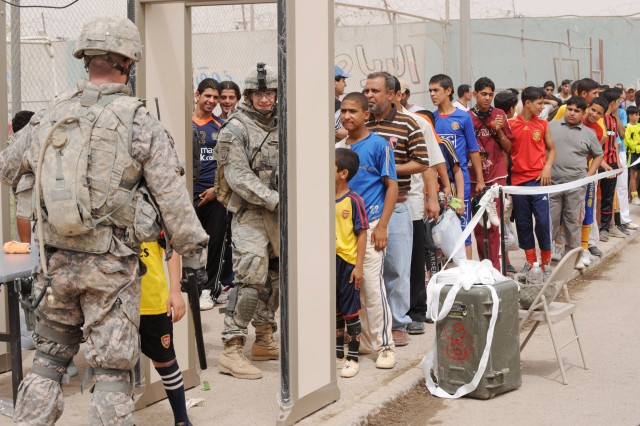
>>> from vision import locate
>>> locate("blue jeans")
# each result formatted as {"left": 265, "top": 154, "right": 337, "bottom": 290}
{"left": 383, "top": 202, "right": 413, "bottom": 330}
{"left": 512, "top": 180, "right": 551, "bottom": 251}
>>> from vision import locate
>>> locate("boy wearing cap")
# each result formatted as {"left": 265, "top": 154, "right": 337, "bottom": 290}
{"left": 621, "top": 86, "right": 636, "bottom": 110}
{"left": 335, "top": 65, "right": 351, "bottom": 141}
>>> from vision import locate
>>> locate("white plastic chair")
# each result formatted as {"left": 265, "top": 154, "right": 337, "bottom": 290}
{"left": 518, "top": 247, "right": 588, "bottom": 384}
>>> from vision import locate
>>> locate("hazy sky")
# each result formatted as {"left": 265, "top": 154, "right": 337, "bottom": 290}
{"left": 338, "top": 0, "right": 640, "bottom": 20}
{"left": 504, "top": 0, "right": 639, "bottom": 18}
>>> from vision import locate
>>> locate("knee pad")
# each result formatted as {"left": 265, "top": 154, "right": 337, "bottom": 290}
{"left": 346, "top": 317, "right": 362, "bottom": 338}
{"left": 31, "top": 351, "right": 72, "bottom": 384}
{"left": 35, "top": 317, "right": 83, "bottom": 346}
{"left": 82, "top": 366, "right": 133, "bottom": 396}
{"left": 228, "top": 286, "right": 259, "bottom": 327}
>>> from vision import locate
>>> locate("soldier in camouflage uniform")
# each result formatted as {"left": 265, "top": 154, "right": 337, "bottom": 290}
{"left": 216, "top": 63, "right": 279, "bottom": 379}
{"left": 0, "top": 16, "right": 208, "bottom": 425}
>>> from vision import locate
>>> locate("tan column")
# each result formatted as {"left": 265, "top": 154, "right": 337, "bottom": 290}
{"left": 278, "top": 0, "right": 339, "bottom": 424}
{"left": 0, "top": 4, "right": 10, "bottom": 242}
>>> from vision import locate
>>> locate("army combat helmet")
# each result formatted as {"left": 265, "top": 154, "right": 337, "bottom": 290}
{"left": 244, "top": 62, "right": 278, "bottom": 115}
{"left": 73, "top": 15, "right": 142, "bottom": 77}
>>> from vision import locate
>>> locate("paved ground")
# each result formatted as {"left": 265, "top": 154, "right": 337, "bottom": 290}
{"left": 0, "top": 208, "right": 639, "bottom": 425}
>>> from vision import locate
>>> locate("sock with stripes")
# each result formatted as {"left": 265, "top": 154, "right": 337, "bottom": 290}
{"left": 345, "top": 315, "right": 361, "bottom": 362}
{"left": 581, "top": 225, "right": 590, "bottom": 250}
{"left": 155, "top": 360, "right": 189, "bottom": 425}
{"left": 336, "top": 315, "right": 345, "bottom": 360}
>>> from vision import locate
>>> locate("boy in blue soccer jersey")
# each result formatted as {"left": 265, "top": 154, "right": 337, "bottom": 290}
{"left": 335, "top": 148, "right": 369, "bottom": 378}
{"left": 336, "top": 92, "right": 399, "bottom": 369}
{"left": 430, "top": 74, "right": 484, "bottom": 259}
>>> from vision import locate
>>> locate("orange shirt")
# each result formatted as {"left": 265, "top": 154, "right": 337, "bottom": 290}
{"left": 509, "top": 115, "right": 548, "bottom": 186}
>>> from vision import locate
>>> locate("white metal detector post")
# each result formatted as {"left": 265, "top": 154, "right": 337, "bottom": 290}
{"left": 137, "top": 1, "right": 338, "bottom": 424}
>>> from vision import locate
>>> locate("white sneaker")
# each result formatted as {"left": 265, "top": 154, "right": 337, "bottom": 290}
{"left": 336, "top": 357, "right": 345, "bottom": 370}
{"left": 199, "top": 289, "right": 214, "bottom": 311}
{"left": 215, "top": 285, "right": 232, "bottom": 304}
{"left": 631, "top": 196, "right": 640, "bottom": 206}
{"left": 375, "top": 348, "right": 396, "bottom": 369}
{"left": 340, "top": 359, "right": 360, "bottom": 378}
{"left": 574, "top": 259, "right": 585, "bottom": 270}
{"left": 486, "top": 199, "right": 500, "bottom": 227}
{"left": 625, "top": 222, "right": 639, "bottom": 230}
{"left": 581, "top": 249, "right": 592, "bottom": 267}
{"left": 551, "top": 242, "right": 563, "bottom": 261}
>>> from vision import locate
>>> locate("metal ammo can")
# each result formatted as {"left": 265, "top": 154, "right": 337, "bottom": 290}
{"left": 435, "top": 278, "right": 522, "bottom": 399}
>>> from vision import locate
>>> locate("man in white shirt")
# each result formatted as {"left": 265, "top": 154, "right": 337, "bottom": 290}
{"left": 453, "top": 84, "right": 472, "bottom": 111}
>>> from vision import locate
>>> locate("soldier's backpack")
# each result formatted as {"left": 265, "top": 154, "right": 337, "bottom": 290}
{"left": 34, "top": 87, "right": 161, "bottom": 253}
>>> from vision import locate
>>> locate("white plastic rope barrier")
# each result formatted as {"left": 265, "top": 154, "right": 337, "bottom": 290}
{"left": 503, "top": 155, "right": 640, "bottom": 196}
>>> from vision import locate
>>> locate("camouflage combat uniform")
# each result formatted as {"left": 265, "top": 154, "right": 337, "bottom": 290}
{"left": 0, "top": 79, "right": 208, "bottom": 425}
{"left": 217, "top": 101, "right": 279, "bottom": 341}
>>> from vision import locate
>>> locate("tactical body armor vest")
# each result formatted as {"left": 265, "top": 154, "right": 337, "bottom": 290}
{"left": 213, "top": 108, "right": 278, "bottom": 213}
{"left": 32, "top": 83, "right": 161, "bottom": 253}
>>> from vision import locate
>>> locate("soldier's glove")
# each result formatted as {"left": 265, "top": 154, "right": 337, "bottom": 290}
{"left": 181, "top": 267, "right": 208, "bottom": 293}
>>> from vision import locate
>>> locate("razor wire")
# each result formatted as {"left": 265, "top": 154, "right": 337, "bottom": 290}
{"left": 4, "top": 1, "right": 640, "bottom": 120}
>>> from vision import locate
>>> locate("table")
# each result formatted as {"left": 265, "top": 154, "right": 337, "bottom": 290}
{"left": 0, "top": 247, "right": 39, "bottom": 404}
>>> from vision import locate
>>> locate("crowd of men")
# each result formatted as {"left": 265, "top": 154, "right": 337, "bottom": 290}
{"left": 2, "top": 13, "right": 640, "bottom": 424}
{"left": 329, "top": 69, "right": 640, "bottom": 377}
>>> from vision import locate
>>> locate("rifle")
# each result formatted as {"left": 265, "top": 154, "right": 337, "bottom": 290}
{"left": 181, "top": 268, "right": 207, "bottom": 370}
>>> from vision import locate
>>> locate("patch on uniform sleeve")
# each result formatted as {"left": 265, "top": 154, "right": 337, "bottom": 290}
{"left": 161, "top": 334, "right": 171, "bottom": 349}
{"left": 219, "top": 146, "right": 229, "bottom": 162}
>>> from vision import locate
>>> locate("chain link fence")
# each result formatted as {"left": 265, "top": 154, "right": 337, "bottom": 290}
{"left": 5, "top": 1, "right": 640, "bottom": 119}
{"left": 5, "top": 0, "right": 128, "bottom": 119}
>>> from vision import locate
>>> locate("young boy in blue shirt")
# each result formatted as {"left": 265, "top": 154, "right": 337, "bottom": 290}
{"left": 335, "top": 148, "right": 369, "bottom": 378}
{"left": 336, "top": 92, "right": 399, "bottom": 369}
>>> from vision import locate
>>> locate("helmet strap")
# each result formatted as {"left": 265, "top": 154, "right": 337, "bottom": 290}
{"left": 105, "top": 54, "right": 131, "bottom": 77}
{"left": 84, "top": 54, "right": 131, "bottom": 78}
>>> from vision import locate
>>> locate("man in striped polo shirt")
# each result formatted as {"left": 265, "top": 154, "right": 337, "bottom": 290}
{"left": 364, "top": 71, "right": 430, "bottom": 347}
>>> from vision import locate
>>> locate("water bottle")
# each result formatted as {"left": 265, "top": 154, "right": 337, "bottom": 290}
{"left": 527, "top": 262, "right": 543, "bottom": 286}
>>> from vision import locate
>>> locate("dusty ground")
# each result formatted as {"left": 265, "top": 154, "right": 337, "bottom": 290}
{"left": 364, "top": 378, "right": 444, "bottom": 426}
{"left": 362, "top": 239, "right": 640, "bottom": 426}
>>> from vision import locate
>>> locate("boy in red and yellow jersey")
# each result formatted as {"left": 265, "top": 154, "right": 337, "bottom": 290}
{"left": 335, "top": 148, "right": 369, "bottom": 378}
{"left": 508, "top": 87, "right": 556, "bottom": 271}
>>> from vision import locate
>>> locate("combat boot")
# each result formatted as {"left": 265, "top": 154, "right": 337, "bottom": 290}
{"left": 251, "top": 324, "right": 280, "bottom": 361}
{"left": 218, "top": 337, "right": 262, "bottom": 379}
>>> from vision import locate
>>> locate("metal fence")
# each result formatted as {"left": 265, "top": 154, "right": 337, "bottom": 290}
{"left": 5, "top": 1, "right": 640, "bottom": 119}
{"left": 5, "top": 0, "right": 128, "bottom": 118}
